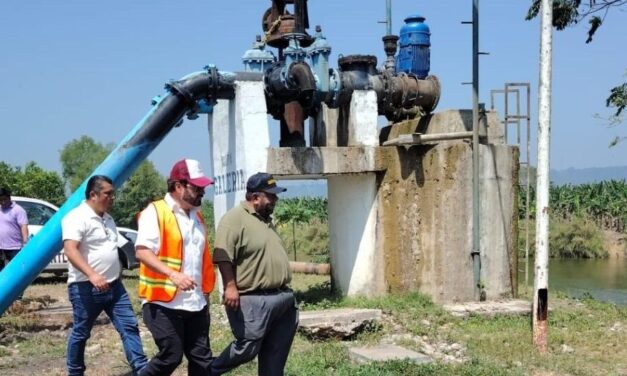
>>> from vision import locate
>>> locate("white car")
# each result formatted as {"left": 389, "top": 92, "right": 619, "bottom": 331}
{"left": 13, "top": 196, "right": 139, "bottom": 275}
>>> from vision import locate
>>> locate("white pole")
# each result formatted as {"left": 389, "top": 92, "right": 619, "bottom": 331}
{"left": 533, "top": 0, "right": 553, "bottom": 353}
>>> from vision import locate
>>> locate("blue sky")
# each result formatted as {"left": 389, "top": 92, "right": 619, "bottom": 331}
{"left": 1, "top": 0, "right": 625, "bottom": 178}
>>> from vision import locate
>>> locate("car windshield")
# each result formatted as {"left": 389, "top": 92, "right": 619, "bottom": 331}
{"left": 15, "top": 200, "right": 57, "bottom": 226}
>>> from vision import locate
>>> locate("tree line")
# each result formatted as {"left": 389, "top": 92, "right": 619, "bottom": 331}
{"left": 520, "top": 179, "right": 627, "bottom": 233}
{"left": 1, "top": 136, "right": 165, "bottom": 228}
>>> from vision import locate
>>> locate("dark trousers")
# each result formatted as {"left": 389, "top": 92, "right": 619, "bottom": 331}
{"left": 1, "top": 249, "right": 23, "bottom": 299}
{"left": 142, "top": 303, "right": 213, "bottom": 376}
{"left": 211, "top": 290, "right": 299, "bottom": 376}
{"left": 0, "top": 248, "right": 20, "bottom": 271}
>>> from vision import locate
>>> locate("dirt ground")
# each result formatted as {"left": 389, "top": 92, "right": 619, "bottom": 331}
{"left": 0, "top": 273, "right": 229, "bottom": 376}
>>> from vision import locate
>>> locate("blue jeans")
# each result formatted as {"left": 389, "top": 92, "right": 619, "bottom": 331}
{"left": 67, "top": 279, "right": 147, "bottom": 376}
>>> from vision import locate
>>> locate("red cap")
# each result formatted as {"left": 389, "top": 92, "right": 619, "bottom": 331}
{"left": 169, "top": 159, "right": 214, "bottom": 187}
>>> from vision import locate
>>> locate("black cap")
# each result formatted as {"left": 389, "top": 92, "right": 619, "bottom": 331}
{"left": 246, "top": 173, "right": 287, "bottom": 194}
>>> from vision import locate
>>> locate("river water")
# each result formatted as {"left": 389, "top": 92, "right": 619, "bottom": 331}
{"left": 519, "top": 257, "right": 627, "bottom": 305}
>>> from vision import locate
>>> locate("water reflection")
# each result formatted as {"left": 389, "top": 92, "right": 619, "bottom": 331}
{"left": 520, "top": 258, "right": 627, "bottom": 305}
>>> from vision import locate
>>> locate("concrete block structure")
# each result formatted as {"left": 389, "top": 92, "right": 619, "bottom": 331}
{"left": 209, "top": 78, "right": 270, "bottom": 222}
{"left": 268, "top": 103, "right": 518, "bottom": 302}
{"left": 211, "top": 83, "right": 518, "bottom": 303}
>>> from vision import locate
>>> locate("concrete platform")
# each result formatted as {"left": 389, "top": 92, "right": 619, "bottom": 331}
{"left": 349, "top": 344, "right": 433, "bottom": 364}
{"left": 266, "top": 146, "right": 389, "bottom": 177}
{"left": 442, "top": 299, "right": 532, "bottom": 317}
{"left": 298, "top": 308, "right": 382, "bottom": 339}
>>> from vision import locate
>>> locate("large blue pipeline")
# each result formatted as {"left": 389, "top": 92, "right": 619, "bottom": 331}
{"left": 0, "top": 67, "right": 237, "bottom": 315}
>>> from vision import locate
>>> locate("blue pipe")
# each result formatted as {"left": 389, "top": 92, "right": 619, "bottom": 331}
{"left": 0, "top": 68, "right": 235, "bottom": 314}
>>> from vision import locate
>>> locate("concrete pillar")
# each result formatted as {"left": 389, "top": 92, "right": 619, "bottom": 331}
{"left": 479, "top": 144, "right": 518, "bottom": 299}
{"left": 208, "top": 79, "right": 269, "bottom": 223}
{"left": 348, "top": 90, "right": 379, "bottom": 146}
{"left": 328, "top": 174, "right": 385, "bottom": 296}
{"left": 328, "top": 89, "right": 383, "bottom": 296}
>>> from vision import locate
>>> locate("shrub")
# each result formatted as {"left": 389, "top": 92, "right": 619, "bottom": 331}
{"left": 518, "top": 217, "right": 608, "bottom": 259}
{"left": 550, "top": 217, "right": 607, "bottom": 259}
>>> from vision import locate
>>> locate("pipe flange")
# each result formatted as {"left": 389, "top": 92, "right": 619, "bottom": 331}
{"left": 166, "top": 81, "right": 200, "bottom": 120}
{"left": 338, "top": 55, "right": 378, "bottom": 73}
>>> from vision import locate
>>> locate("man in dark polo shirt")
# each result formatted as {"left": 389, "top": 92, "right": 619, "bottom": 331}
{"left": 210, "top": 172, "right": 298, "bottom": 376}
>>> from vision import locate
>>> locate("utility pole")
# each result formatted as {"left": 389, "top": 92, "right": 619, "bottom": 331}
{"left": 471, "top": 0, "right": 482, "bottom": 301}
{"left": 462, "top": 0, "right": 486, "bottom": 301}
{"left": 533, "top": 0, "right": 553, "bottom": 353}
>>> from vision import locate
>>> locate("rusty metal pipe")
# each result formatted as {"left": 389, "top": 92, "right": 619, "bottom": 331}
{"left": 332, "top": 55, "right": 441, "bottom": 120}
{"left": 387, "top": 74, "right": 440, "bottom": 112}
{"left": 281, "top": 101, "right": 305, "bottom": 146}
{"left": 288, "top": 61, "right": 316, "bottom": 105}
{"left": 290, "top": 261, "right": 331, "bottom": 275}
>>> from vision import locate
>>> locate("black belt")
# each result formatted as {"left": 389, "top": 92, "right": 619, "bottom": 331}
{"left": 240, "top": 287, "right": 290, "bottom": 296}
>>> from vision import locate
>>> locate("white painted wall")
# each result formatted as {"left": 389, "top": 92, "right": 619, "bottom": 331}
{"left": 328, "top": 90, "right": 383, "bottom": 296}
{"left": 328, "top": 174, "right": 384, "bottom": 296}
{"left": 348, "top": 90, "right": 378, "bottom": 146}
{"left": 208, "top": 80, "right": 269, "bottom": 224}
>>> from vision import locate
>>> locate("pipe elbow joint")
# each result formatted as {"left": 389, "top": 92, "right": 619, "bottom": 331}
{"left": 264, "top": 61, "right": 316, "bottom": 109}
{"left": 165, "top": 66, "right": 236, "bottom": 119}
{"left": 166, "top": 67, "right": 236, "bottom": 105}
{"left": 288, "top": 61, "right": 316, "bottom": 107}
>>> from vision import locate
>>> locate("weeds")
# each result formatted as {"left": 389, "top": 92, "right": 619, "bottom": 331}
{"left": 1, "top": 274, "right": 626, "bottom": 375}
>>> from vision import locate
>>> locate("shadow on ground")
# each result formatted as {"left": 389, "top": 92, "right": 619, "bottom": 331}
{"left": 294, "top": 280, "right": 343, "bottom": 308}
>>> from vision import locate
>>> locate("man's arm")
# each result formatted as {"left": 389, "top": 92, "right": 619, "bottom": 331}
{"left": 20, "top": 224, "right": 28, "bottom": 245}
{"left": 64, "top": 239, "right": 109, "bottom": 291}
{"left": 216, "top": 260, "right": 239, "bottom": 310}
{"left": 17, "top": 207, "right": 28, "bottom": 245}
{"left": 136, "top": 246, "right": 197, "bottom": 291}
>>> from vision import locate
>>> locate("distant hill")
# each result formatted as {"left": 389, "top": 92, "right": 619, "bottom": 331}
{"left": 228, "top": 165, "right": 627, "bottom": 198}
{"left": 550, "top": 166, "right": 627, "bottom": 185}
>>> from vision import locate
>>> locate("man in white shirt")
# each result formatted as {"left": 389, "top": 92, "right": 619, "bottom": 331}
{"left": 62, "top": 175, "right": 147, "bottom": 376}
{"left": 136, "top": 159, "right": 216, "bottom": 376}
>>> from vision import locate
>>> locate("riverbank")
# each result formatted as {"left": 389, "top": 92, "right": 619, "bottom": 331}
{"left": 604, "top": 230, "right": 627, "bottom": 258}
{"left": 1, "top": 272, "right": 626, "bottom": 375}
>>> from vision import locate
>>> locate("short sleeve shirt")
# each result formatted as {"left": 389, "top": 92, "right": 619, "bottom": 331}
{"left": 213, "top": 202, "right": 291, "bottom": 293}
{"left": 0, "top": 202, "right": 28, "bottom": 250}
{"left": 62, "top": 201, "right": 121, "bottom": 284}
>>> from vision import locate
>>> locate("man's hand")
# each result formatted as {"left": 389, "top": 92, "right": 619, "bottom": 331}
{"left": 89, "top": 273, "right": 110, "bottom": 292}
{"left": 136, "top": 246, "right": 196, "bottom": 291}
{"left": 169, "top": 271, "right": 197, "bottom": 291}
{"left": 223, "top": 283, "right": 240, "bottom": 310}
{"left": 65, "top": 239, "right": 108, "bottom": 291}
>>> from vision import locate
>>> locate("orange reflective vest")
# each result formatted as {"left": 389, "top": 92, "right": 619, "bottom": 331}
{"left": 138, "top": 199, "right": 215, "bottom": 302}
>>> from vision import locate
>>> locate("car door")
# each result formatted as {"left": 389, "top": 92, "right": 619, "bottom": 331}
{"left": 14, "top": 198, "right": 68, "bottom": 273}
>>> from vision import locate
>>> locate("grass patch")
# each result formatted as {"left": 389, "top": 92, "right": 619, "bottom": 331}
{"left": 2, "top": 272, "right": 626, "bottom": 375}
{"left": 276, "top": 219, "right": 330, "bottom": 263}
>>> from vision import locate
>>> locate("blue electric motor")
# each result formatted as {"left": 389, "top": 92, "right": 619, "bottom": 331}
{"left": 396, "top": 14, "right": 431, "bottom": 79}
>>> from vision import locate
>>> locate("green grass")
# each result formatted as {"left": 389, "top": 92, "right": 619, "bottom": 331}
{"left": 2, "top": 273, "right": 626, "bottom": 375}
{"left": 276, "top": 219, "right": 329, "bottom": 263}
